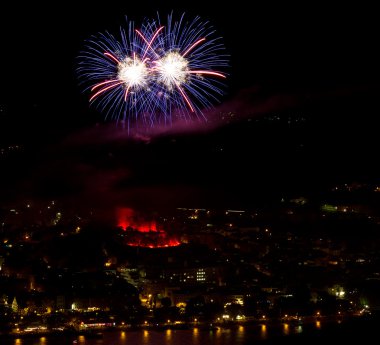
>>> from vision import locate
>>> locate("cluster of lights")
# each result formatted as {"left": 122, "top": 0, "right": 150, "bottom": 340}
{"left": 196, "top": 269, "right": 206, "bottom": 281}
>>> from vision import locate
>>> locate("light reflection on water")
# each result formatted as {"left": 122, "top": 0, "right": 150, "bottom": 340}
{"left": 165, "top": 329, "right": 172, "bottom": 344}
{"left": 192, "top": 327, "right": 199, "bottom": 345}
{"left": 260, "top": 324, "right": 267, "bottom": 339}
{"left": 142, "top": 329, "right": 149, "bottom": 345}
{"left": 7, "top": 321, "right": 332, "bottom": 345}
{"left": 283, "top": 323, "right": 290, "bottom": 335}
{"left": 119, "top": 331, "right": 126, "bottom": 344}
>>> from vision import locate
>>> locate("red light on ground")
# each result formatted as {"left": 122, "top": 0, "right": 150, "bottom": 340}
{"left": 117, "top": 207, "right": 180, "bottom": 248}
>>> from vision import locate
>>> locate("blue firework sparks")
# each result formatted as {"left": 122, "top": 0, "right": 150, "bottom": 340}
{"left": 77, "top": 13, "right": 228, "bottom": 128}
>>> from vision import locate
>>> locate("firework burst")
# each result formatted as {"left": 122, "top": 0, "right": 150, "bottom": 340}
{"left": 77, "top": 13, "right": 228, "bottom": 128}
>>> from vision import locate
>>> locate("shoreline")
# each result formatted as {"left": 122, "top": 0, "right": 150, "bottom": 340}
{"left": 0, "top": 314, "right": 373, "bottom": 340}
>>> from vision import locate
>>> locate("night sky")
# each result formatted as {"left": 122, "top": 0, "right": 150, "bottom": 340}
{"left": 0, "top": 1, "right": 379, "bottom": 215}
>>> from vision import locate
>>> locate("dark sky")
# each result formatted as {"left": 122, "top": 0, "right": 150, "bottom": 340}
{"left": 0, "top": 1, "right": 379, "bottom": 214}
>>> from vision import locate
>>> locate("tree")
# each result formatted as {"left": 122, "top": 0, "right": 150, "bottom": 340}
{"left": 11, "top": 297, "right": 18, "bottom": 314}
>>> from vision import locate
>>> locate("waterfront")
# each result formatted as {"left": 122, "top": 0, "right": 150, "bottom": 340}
{"left": 1, "top": 318, "right": 377, "bottom": 345}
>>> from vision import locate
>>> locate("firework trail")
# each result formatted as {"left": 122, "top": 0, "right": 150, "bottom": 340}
{"left": 77, "top": 13, "right": 228, "bottom": 129}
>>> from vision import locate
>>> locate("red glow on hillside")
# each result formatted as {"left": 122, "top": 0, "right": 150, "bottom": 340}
{"left": 117, "top": 207, "right": 157, "bottom": 232}
{"left": 117, "top": 207, "right": 181, "bottom": 248}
